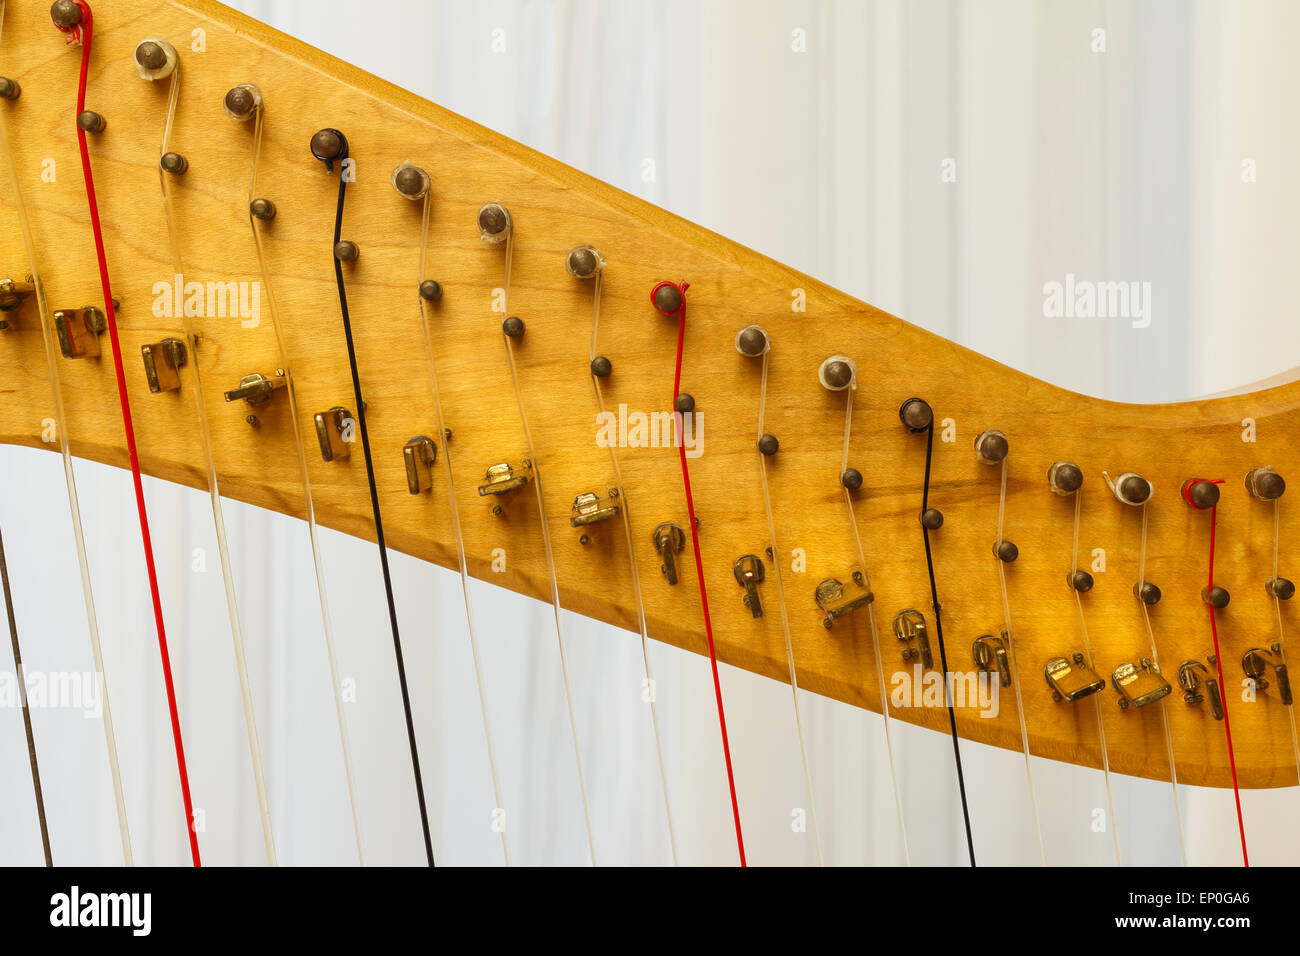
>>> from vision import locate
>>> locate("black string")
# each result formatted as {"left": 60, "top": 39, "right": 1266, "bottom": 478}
{"left": 321, "top": 132, "right": 435, "bottom": 867}
{"left": 0, "top": 524, "right": 51, "bottom": 865}
{"left": 919, "top": 417, "right": 976, "bottom": 867}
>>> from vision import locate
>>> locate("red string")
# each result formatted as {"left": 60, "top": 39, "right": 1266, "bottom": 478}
{"left": 58, "top": 1, "right": 201, "bottom": 867}
{"left": 656, "top": 281, "right": 746, "bottom": 866}
{"left": 1188, "top": 479, "right": 1248, "bottom": 866}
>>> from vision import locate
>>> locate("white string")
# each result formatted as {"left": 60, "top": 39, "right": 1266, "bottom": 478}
{"left": 586, "top": 269, "right": 677, "bottom": 865}
{"left": 243, "top": 99, "right": 365, "bottom": 864}
{"left": 1269, "top": 500, "right": 1300, "bottom": 808}
{"left": 1134, "top": 501, "right": 1188, "bottom": 867}
{"left": 753, "top": 348, "right": 823, "bottom": 866}
{"left": 0, "top": 2, "right": 132, "bottom": 862}
{"left": 991, "top": 458, "right": 1045, "bottom": 865}
{"left": 837, "top": 385, "right": 909, "bottom": 864}
{"left": 1069, "top": 488, "right": 1121, "bottom": 866}
{"left": 498, "top": 233, "right": 597, "bottom": 865}
{"left": 416, "top": 192, "right": 510, "bottom": 865}
{"left": 156, "top": 62, "right": 276, "bottom": 865}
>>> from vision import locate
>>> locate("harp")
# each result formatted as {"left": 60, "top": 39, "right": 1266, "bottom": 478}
{"left": 0, "top": 0, "right": 1295, "bottom": 868}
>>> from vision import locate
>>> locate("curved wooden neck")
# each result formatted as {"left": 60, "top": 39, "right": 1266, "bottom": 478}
{"left": 0, "top": 0, "right": 1295, "bottom": 789}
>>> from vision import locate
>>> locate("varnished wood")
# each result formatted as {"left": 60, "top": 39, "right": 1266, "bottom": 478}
{"left": 0, "top": 0, "right": 1295, "bottom": 790}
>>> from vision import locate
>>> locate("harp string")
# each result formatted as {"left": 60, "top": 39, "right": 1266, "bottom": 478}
{"left": 322, "top": 135, "right": 435, "bottom": 866}
{"left": 155, "top": 59, "right": 276, "bottom": 866}
{"left": 414, "top": 190, "right": 510, "bottom": 865}
{"left": 837, "top": 384, "right": 909, "bottom": 864}
{"left": 1133, "top": 501, "right": 1188, "bottom": 866}
{"left": 497, "top": 232, "right": 597, "bottom": 865}
{"left": 1270, "top": 500, "right": 1300, "bottom": 805}
{"left": 1069, "top": 488, "right": 1120, "bottom": 865}
{"left": 586, "top": 268, "right": 677, "bottom": 865}
{"left": 991, "top": 458, "right": 1046, "bottom": 865}
{"left": 753, "top": 345, "right": 823, "bottom": 866}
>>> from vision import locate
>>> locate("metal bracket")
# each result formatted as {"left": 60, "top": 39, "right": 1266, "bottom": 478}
{"left": 53, "top": 306, "right": 106, "bottom": 358}
{"left": 570, "top": 489, "right": 620, "bottom": 527}
{"left": 403, "top": 436, "right": 437, "bottom": 494}
{"left": 652, "top": 522, "right": 685, "bottom": 585}
{"left": 142, "top": 337, "right": 187, "bottom": 392}
{"left": 815, "top": 572, "right": 873, "bottom": 629}
{"left": 973, "top": 632, "right": 1012, "bottom": 687}
{"left": 893, "top": 609, "right": 933, "bottom": 669}
{"left": 1045, "top": 652, "right": 1105, "bottom": 702}
{"left": 733, "top": 554, "right": 765, "bottom": 618}
{"left": 478, "top": 460, "right": 532, "bottom": 497}
{"left": 1177, "top": 658, "right": 1224, "bottom": 720}
{"left": 313, "top": 407, "right": 353, "bottom": 462}
{"left": 1111, "top": 657, "right": 1172, "bottom": 709}
{"left": 1242, "top": 646, "right": 1293, "bottom": 706}
{"left": 224, "top": 370, "right": 286, "bottom": 407}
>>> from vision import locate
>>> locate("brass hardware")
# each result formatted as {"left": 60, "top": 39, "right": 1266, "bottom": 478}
{"left": 733, "top": 554, "right": 765, "bottom": 618}
{"left": 313, "top": 407, "right": 353, "bottom": 462}
{"left": 652, "top": 522, "right": 685, "bottom": 585}
{"left": 478, "top": 461, "right": 532, "bottom": 497}
{"left": 0, "top": 275, "right": 34, "bottom": 321}
{"left": 1177, "top": 658, "right": 1224, "bottom": 720}
{"left": 224, "top": 370, "right": 286, "bottom": 407}
{"left": 1111, "top": 658, "right": 1172, "bottom": 709}
{"left": 815, "top": 573, "right": 873, "bottom": 629}
{"left": 1242, "top": 646, "right": 1293, "bottom": 706}
{"left": 403, "top": 436, "right": 437, "bottom": 494}
{"left": 973, "top": 633, "right": 1012, "bottom": 687}
{"left": 1045, "top": 652, "right": 1105, "bottom": 702}
{"left": 570, "top": 490, "right": 620, "bottom": 528}
{"left": 141, "top": 337, "right": 187, "bottom": 393}
{"left": 53, "top": 306, "right": 106, "bottom": 358}
{"left": 893, "top": 609, "right": 933, "bottom": 669}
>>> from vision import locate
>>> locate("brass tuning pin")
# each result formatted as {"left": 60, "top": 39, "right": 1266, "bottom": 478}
{"left": 403, "top": 436, "right": 437, "bottom": 494}
{"left": 1242, "top": 646, "right": 1293, "bottom": 706}
{"left": 733, "top": 555, "right": 765, "bottom": 618}
{"left": 973, "top": 633, "right": 1012, "bottom": 687}
{"left": 1111, "top": 658, "right": 1172, "bottom": 709}
{"left": 1177, "top": 658, "right": 1224, "bottom": 720}
{"left": 142, "top": 338, "right": 187, "bottom": 393}
{"left": 224, "top": 370, "right": 286, "bottom": 423}
{"left": 652, "top": 523, "right": 684, "bottom": 585}
{"left": 893, "top": 609, "right": 933, "bottom": 669}
{"left": 313, "top": 407, "right": 353, "bottom": 462}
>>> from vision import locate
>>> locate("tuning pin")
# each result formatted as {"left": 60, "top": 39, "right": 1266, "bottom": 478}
{"left": 974, "top": 429, "right": 1008, "bottom": 464}
{"left": 224, "top": 84, "right": 262, "bottom": 122}
{"left": 1267, "top": 577, "right": 1296, "bottom": 600}
{"left": 650, "top": 281, "right": 685, "bottom": 316}
{"left": 1133, "top": 580, "right": 1162, "bottom": 605}
{"left": 898, "top": 397, "right": 933, "bottom": 433}
{"left": 735, "top": 325, "right": 770, "bottom": 358}
{"left": 0, "top": 77, "right": 20, "bottom": 100}
{"left": 313, "top": 407, "right": 353, "bottom": 462}
{"left": 310, "top": 128, "right": 346, "bottom": 171}
{"left": 1047, "top": 461, "right": 1083, "bottom": 496}
{"left": 1201, "top": 585, "right": 1230, "bottom": 609}
{"left": 403, "top": 436, "right": 437, "bottom": 494}
{"left": 477, "top": 203, "right": 512, "bottom": 243}
{"left": 1105, "top": 471, "right": 1152, "bottom": 506}
{"left": 392, "top": 161, "right": 430, "bottom": 201}
{"left": 76, "top": 111, "right": 106, "bottom": 134}
{"left": 141, "top": 337, "right": 187, "bottom": 392}
{"left": 1067, "top": 569, "right": 1094, "bottom": 592}
{"left": 1182, "top": 478, "right": 1221, "bottom": 509}
{"left": 566, "top": 245, "right": 604, "bottom": 279}
{"left": 818, "top": 356, "right": 855, "bottom": 391}
{"left": 1246, "top": 467, "right": 1286, "bottom": 501}
{"left": 134, "top": 38, "right": 178, "bottom": 80}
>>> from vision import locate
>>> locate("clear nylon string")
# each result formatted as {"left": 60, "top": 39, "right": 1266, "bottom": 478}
{"left": 243, "top": 98, "right": 365, "bottom": 864}
{"left": 0, "top": 1, "right": 132, "bottom": 862}
{"left": 1069, "top": 488, "right": 1121, "bottom": 865}
{"left": 991, "top": 458, "right": 1046, "bottom": 864}
{"left": 754, "top": 348, "right": 823, "bottom": 865}
{"left": 498, "top": 234, "right": 597, "bottom": 865}
{"left": 156, "top": 63, "right": 276, "bottom": 866}
{"left": 417, "top": 193, "right": 509, "bottom": 865}
{"left": 837, "top": 385, "right": 909, "bottom": 864}
{"left": 586, "top": 269, "right": 677, "bottom": 865}
{"left": 1135, "top": 501, "right": 1188, "bottom": 866}
{"left": 1269, "top": 500, "right": 1300, "bottom": 807}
